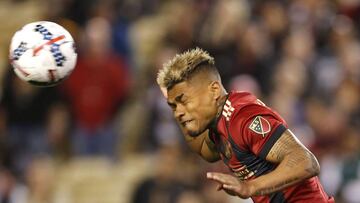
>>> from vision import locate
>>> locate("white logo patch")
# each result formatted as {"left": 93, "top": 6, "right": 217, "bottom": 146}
{"left": 249, "top": 116, "right": 271, "bottom": 137}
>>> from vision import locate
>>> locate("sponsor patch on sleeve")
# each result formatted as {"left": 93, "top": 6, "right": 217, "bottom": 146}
{"left": 249, "top": 116, "right": 271, "bottom": 137}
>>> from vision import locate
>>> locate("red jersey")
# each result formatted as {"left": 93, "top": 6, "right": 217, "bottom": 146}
{"left": 210, "top": 91, "right": 334, "bottom": 203}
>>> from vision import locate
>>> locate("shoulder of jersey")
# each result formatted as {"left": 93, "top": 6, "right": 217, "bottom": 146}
{"left": 222, "top": 91, "right": 259, "bottom": 121}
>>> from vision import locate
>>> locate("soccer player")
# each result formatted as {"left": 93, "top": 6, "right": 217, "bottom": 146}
{"left": 156, "top": 48, "right": 334, "bottom": 202}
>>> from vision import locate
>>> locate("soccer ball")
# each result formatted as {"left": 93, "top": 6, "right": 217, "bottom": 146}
{"left": 9, "top": 21, "right": 77, "bottom": 87}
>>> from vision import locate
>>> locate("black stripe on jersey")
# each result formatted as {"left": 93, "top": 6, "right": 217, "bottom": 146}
{"left": 259, "top": 124, "right": 287, "bottom": 160}
{"left": 229, "top": 139, "right": 276, "bottom": 177}
{"left": 269, "top": 191, "right": 287, "bottom": 203}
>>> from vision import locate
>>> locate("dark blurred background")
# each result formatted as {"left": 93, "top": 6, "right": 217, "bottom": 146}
{"left": 0, "top": 0, "right": 359, "bottom": 202}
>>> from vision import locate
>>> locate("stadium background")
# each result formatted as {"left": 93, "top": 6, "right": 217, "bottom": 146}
{"left": 0, "top": 0, "right": 359, "bottom": 202}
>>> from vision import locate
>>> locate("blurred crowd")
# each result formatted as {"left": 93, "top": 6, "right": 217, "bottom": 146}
{"left": 0, "top": 0, "right": 360, "bottom": 202}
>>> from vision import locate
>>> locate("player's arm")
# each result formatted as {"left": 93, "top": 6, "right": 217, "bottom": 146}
{"left": 181, "top": 127, "right": 220, "bottom": 162}
{"left": 248, "top": 129, "right": 320, "bottom": 195}
{"left": 207, "top": 129, "right": 320, "bottom": 198}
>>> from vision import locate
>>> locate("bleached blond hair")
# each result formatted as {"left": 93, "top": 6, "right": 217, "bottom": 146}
{"left": 157, "top": 47, "right": 216, "bottom": 89}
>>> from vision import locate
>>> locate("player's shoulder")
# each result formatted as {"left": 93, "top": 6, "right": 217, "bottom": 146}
{"left": 226, "top": 91, "right": 265, "bottom": 111}
{"left": 223, "top": 91, "right": 270, "bottom": 122}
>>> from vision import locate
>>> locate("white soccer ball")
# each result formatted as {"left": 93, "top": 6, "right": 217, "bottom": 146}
{"left": 9, "top": 21, "right": 77, "bottom": 87}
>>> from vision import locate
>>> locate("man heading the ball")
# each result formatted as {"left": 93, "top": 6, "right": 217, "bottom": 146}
{"left": 157, "top": 48, "right": 334, "bottom": 202}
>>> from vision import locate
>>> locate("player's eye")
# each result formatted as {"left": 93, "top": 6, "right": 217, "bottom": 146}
{"left": 183, "top": 97, "right": 192, "bottom": 105}
{"left": 180, "top": 97, "right": 189, "bottom": 104}
{"left": 168, "top": 103, "right": 176, "bottom": 110}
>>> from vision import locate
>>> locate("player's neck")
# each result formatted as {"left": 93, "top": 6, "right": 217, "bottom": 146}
{"left": 209, "top": 92, "right": 228, "bottom": 130}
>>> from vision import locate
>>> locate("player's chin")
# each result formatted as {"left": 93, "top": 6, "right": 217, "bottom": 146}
{"left": 186, "top": 127, "right": 205, "bottom": 137}
{"left": 188, "top": 130, "right": 201, "bottom": 137}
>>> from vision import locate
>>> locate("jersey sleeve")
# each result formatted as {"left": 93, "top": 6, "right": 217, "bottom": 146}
{"left": 229, "top": 104, "right": 288, "bottom": 160}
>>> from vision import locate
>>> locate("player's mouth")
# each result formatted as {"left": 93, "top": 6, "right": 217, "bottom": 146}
{"left": 181, "top": 120, "right": 193, "bottom": 127}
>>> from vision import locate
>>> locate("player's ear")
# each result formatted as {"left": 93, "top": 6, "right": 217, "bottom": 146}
{"left": 209, "top": 81, "right": 221, "bottom": 99}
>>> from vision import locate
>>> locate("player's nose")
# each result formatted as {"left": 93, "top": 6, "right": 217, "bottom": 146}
{"left": 175, "top": 110, "right": 185, "bottom": 120}
{"left": 175, "top": 107, "right": 185, "bottom": 120}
